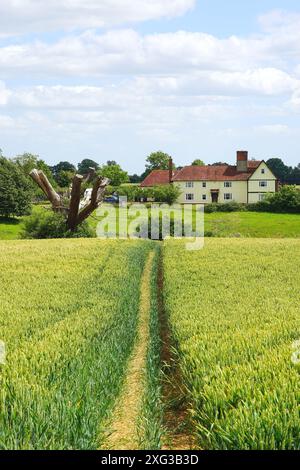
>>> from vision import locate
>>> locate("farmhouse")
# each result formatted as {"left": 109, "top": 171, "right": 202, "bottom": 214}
{"left": 140, "top": 151, "right": 278, "bottom": 204}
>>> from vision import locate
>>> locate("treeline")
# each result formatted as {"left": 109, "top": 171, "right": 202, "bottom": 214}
{"left": 266, "top": 158, "right": 300, "bottom": 185}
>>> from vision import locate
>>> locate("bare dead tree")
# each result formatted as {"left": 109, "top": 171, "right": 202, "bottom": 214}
{"left": 30, "top": 168, "right": 109, "bottom": 232}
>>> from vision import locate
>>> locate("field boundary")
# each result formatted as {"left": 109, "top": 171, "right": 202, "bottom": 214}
{"left": 102, "top": 250, "right": 155, "bottom": 450}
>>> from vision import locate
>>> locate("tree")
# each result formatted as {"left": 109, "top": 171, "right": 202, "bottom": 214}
{"left": 30, "top": 166, "right": 109, "bottom": 232}
{"left": 14, "top": 153, "right": 53, "bottom": 181}
{"left": 78, "top": 159, "right": 99, "bottom": 175}
{"left": 55, "top": 170, "right": 75, "bottom": 188}
{"left": 13, "top": 153, "right": 55, "bottom": 197}
{"left": 141, "top": 151, "right": 173, "bottom": 180}
{"left": 266, "top": 158, "right": 291, "bottom": 183}
{"left": 288, "top": 165, "right": 300, "bottom": 185}
{"left": 192, "top": 159, "right": 205, "bottom": 166}
{"left": 52, "top": 161, "right": 76, "bottom": 178}
{"left": 211, "top": 162, "right": 229, "bottom": 166}
{"left": 129, "top": 174, "right": 142, "bottom": 183}
{"left": 100, "top": 162, "right": 129, "bottom": 186}
{"left": 0, "top": 157, "right": 32, "bottom": 218}
{"left": 152, "top": 184, "right": 182, "bottom": 205}
{"left": 146, "top": 151, "right": 172, "bottom": 171}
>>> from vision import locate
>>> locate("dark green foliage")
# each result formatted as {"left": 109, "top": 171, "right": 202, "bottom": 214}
{"left": 116, "top": 184, "right": 181, "bottom": 205}
{"left": 141, "top": 151, "right": 173, "bottom": 180}
{"left": 192, "top": 159, "right": 205, "bottom": 166}
{"left": 51, "top": 161, "right": 76, "bottom": 177}
{"left": 267, "top": 158, "right": 300, "bottom": 184}
{"left": 22, "top": 211, "right": 95, "bottom": 239}
{"left": 129, "top": 174, "right": 142, "bottom": 183}
{"left": 99, "top": 163, "right": 129, "bottom": 186}
{"left": 152, "top": 185, "right": 182, "bottom": 205}
{"left": 51, "top": 162, "right": 76, "bottom": 189}
{"left": 13, "top": 153, "right": 56, "bottom": 199}
{"left": 54, "top": 170, "right": 74, "bottom": 188}
{"left": 204, "top": 189, "right": 300, "bottom": 214}
{"left": 0, "top": 157, "right": 32, "bottom": 217}
{"left": 204, "top": 202, "right": 247, "bottom": 213}
{"left": 78, "top": 159, "right": 99, "bottom": 175}
{"left": 248, "top": 186, "right": 300, "bottom": 214}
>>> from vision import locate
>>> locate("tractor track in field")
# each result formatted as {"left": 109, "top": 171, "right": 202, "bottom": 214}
{"left": 102, "top": 250, "right": 155, "bottom": 451}
{"left": 102, "top": 246, "right": 196, "bottom": 451}
{"left": 158, "top": 252, "right": 197, "bottom": 451}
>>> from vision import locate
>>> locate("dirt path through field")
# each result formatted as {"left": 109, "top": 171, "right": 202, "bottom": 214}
{"left": 158, "top": 254, "right": 197, "bottom": 450}
{"left": 102, "top": 250, "right": 155, "bottom": 450}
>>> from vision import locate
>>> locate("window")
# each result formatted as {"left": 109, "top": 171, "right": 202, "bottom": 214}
{"left": 224, "top": 193, "right": 232, "bottom": 200}
{"left": 261, "top": 169, "right": 265, "bottom": 174}
{"left": 185, "top": 194, "right": 194, "bottom": 201}
{"left": 259, "top": 194, "right": 266, "bottom": 201}
{"left": 202, "top": 194, "right": 207, "bottom": 201}
{"left": 186, "top": 181, "right": 194, "bottom": 188}
{"left": 259, "top": 181, "right": 268, "bottom": 187}
{"left": 224, "top": 181, "right": 232, "bottom": 188}
{"left": 202, "top": 182, "right": 206, "bottom": 188}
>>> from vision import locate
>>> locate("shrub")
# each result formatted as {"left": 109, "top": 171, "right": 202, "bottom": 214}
{"left": 117, "top": 185, "right": 145, "bottom": 201}
{"left": 204, "top": 202, "right": 246, "bottom": 213}
{"left": 0, "top": 157, "right": 32, "bottom": 217}
{"left": 152, "top": 185, "right": 182, "bottom": 205}
{"left": 22, "top": 211, "right": 95, "bottom": 239}
{"left": 248, "top": 186, "right": 300, "bottom": 214}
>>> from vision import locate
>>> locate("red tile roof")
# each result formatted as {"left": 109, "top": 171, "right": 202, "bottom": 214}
{"left": 247, "top": 160, "right": 262, "bottom": 168}
{"left": 140, "top": 162, "right": 262, "bottom": 186}
{"left": 140, "top": 169, "right": 180, "bottom": 187}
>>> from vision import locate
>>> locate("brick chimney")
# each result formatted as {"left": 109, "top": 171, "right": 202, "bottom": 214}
{"left": 169, "top": 158, "right": 173, "bottom": 183}
{"left": 236, "top": 151, "right": 248, "bottom": 172}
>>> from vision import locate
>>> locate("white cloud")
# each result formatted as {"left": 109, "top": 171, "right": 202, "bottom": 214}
{"left": 1, "top": 7, "right": 299, "bottom": 163}
{"left": 289, "top": 88, "right": 300, "bottom": 111}
{"left": 136, "top": 69, "right": 298, "bottom": 96}
{"left": 0, "top": 28, "right": 294, "bottom": 80}
{"left": 0, "top": 81, "right": 11, "bottom": 106}
{"left": 259, "top": 10, "right": 300, "bottom": 34}
{"left": 0, "top": 0, "right": 195, "bottom": 35}
{"left": 258, "top": 10, "right": 300, "bottom": 61}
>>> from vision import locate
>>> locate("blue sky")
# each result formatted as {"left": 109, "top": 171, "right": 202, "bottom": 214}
{"left": 0, "top": 0, "right": 299, "bottom": 173}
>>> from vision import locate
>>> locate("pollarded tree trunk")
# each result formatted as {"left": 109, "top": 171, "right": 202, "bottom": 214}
{"left": 30, "top": 168, "right": 109, "bottom": 231}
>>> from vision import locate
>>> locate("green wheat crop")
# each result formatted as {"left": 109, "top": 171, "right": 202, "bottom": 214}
{"left": 0, "top": 239, "right": 153, "bottom": 449}
{"left": 163, "top": 238, "right": 300, "bottom": 450}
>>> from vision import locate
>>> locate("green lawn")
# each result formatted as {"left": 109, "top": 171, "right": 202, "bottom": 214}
{"left": 89, "top": 207, "right": 300, "bottom": 239}
{"left": 0, "top": 217, "right": 25, "bottom": 240}
{"left": 205, "top": 211, "right": 300, "bottom": 238}
{"left": 1, "top": 206, "right": 299, "bottom": 240}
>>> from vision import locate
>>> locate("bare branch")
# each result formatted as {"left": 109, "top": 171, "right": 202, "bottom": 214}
{"left": 30, "top": 169, "right": 47, "bottom": 194}
{"left": 30, "top": 169, "right": 61, "bottom": 210}
{"left": 83, "top": 167, "right": 96, "bottom": 184}
{"left": 67, "top": 174, "right": 83, "bottom": 231}
{"left": 77, "top": 176, "right": 109, "bottom": 225}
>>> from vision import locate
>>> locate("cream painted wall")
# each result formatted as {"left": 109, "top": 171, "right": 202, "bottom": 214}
{"left": 248, "top": 162, "right": 277, "bottom": 203}
{"left": 176, "top": 180, "right": 248, "bottom": 204}
{"left": 175, "top": 162, "right": 277, "bottom": 204}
